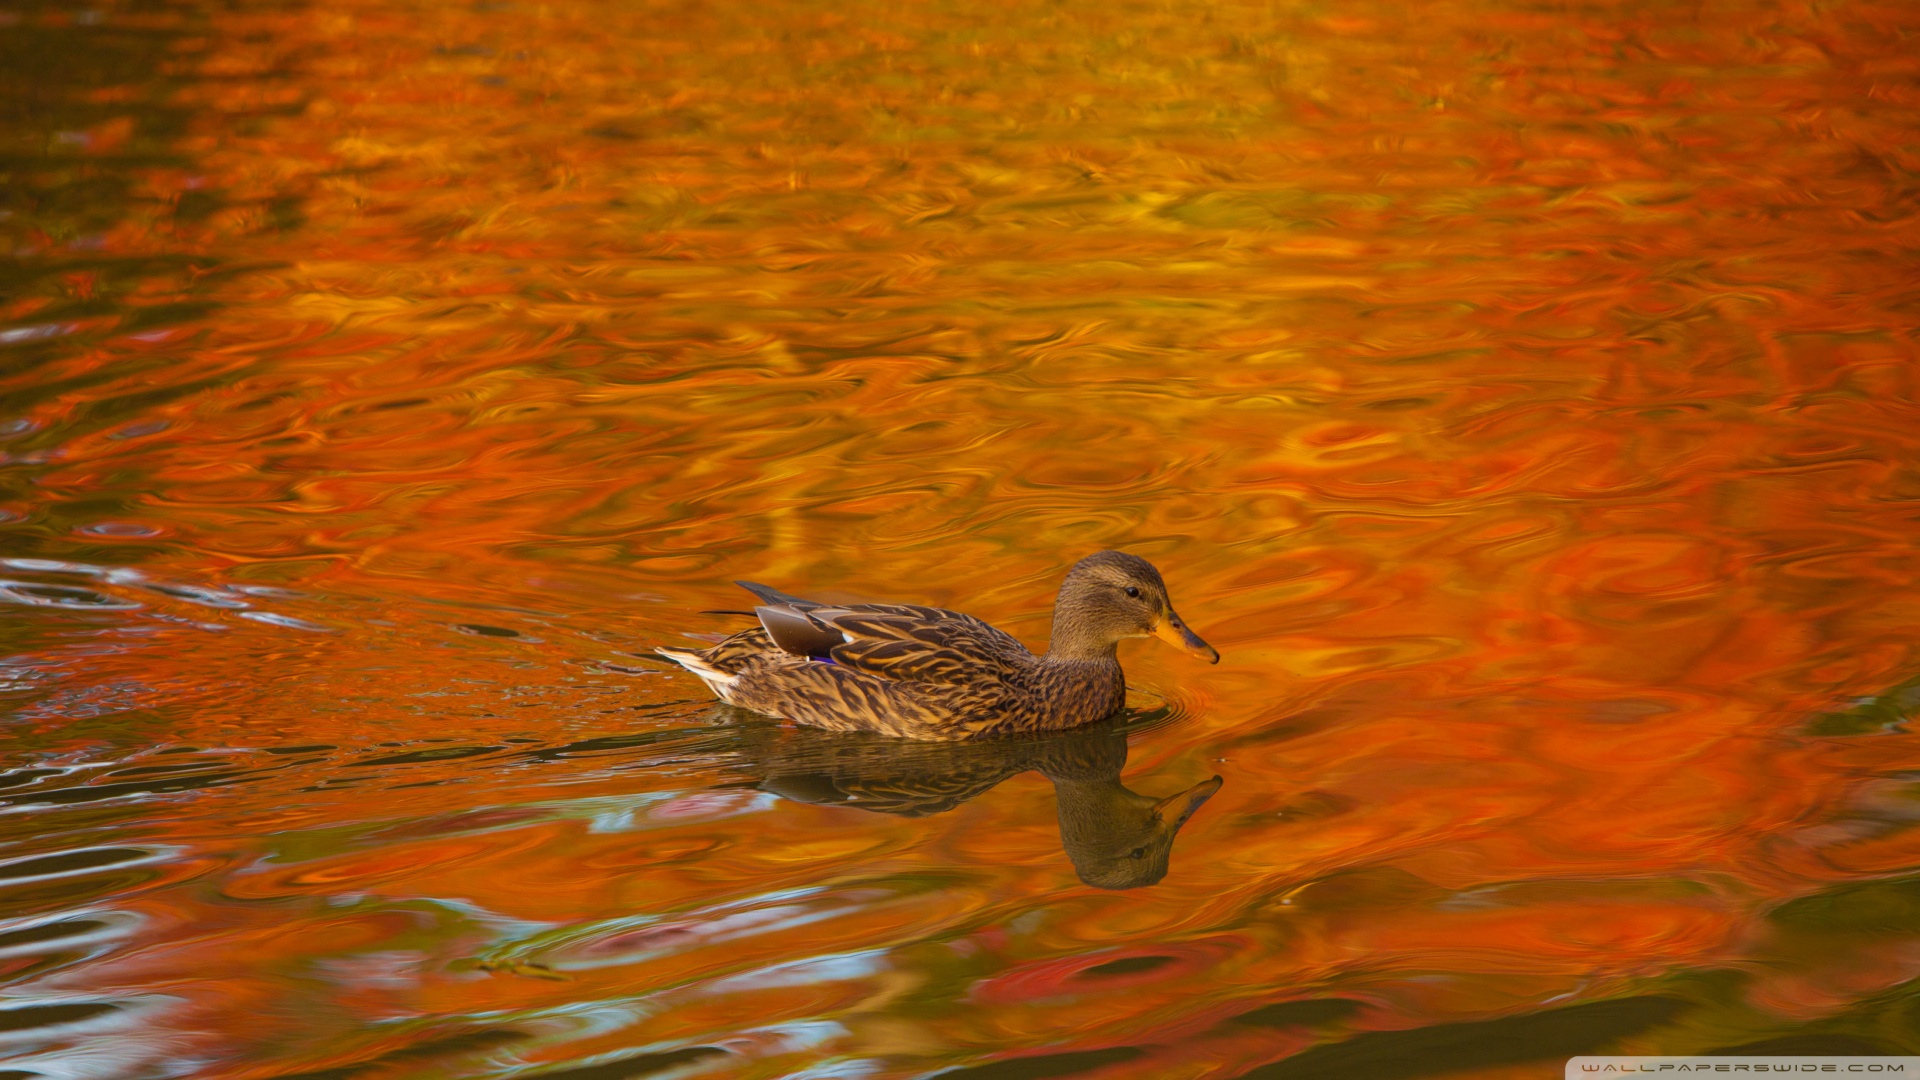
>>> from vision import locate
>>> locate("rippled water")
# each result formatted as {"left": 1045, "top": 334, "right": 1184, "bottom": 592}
{"left": 4, "top": 0, "right": 1920, "bottom": 1074}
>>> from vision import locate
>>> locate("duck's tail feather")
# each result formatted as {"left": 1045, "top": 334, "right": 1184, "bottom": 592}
{"left": 655, "top": 646, "right": 739, "bottom": 700}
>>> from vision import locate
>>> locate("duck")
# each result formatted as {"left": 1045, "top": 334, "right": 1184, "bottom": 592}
{"left": 656, "top": 550, "right": 1218, "bottom": 740}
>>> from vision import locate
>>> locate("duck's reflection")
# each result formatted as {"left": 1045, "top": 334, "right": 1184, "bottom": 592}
{"left": 729, "top": 717, "right": 1221, "bottom": 889}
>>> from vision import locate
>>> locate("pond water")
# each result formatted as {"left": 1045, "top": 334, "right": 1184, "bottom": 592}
{"left": 4, "top": 0, "right": 1920, "bottom": 1075}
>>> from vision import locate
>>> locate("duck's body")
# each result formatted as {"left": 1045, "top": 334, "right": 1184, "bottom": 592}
{"left": 657, "top": 551, "right": 1217, "bottom": 741}
{"left": 665, "top": 596, "right": 1126, "bottom": 739}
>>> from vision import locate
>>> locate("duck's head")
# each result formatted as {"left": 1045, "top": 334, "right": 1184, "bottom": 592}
{"left": 1050, "top": 550, "right": 1219, "bottom": 664}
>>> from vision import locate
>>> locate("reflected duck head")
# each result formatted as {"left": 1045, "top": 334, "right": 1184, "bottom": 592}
{"left": 1057, "top": 773, "right": 1224, "bottom": 890}
{"left": 1049, "top": 551, "right": 1219, "bottom": 665}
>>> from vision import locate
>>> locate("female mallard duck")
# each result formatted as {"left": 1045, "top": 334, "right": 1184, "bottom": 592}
{"left": 656, "top": 550, "right": 1218, "bottom": 740}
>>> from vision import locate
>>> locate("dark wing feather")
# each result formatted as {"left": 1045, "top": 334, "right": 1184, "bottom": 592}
{"left": 755, "top": 603, "right": 845, "bottom": 657}
{"left": 736, "top": 580, "right": 820, "bottom": 608}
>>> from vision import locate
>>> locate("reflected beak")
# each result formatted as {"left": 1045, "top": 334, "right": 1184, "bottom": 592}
{"left": 1152, "top": 611, "right": 1220, "bottom": 664}
{"left": 1153, "top": 775, "right": 1225, "bottom": 824}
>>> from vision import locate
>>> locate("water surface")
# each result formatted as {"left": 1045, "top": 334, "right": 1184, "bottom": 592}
{"left": 3, "top": 0, "right": 1920, "bottom": 1075}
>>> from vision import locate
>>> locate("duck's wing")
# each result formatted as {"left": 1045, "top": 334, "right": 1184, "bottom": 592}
{"left": 734, "top": 582, "right": 1035, "bottom": 687}
{"left": 738, "top": 582, "right": 876, "bottom": 658}
{"left": 753, "top": 603, "right": 848, "bottom": 658}
{"left": 812, "top": 603, "right": 1035, "bottom": 690}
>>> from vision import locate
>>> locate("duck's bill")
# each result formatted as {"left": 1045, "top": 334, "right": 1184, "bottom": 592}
{"left": 1153, "top": 613, "right": 1220, "bottom": 664}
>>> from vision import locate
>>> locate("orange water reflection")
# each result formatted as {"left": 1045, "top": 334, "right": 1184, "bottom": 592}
{"left": 3, "top": 0, "right": 1920, "bottom": 1073}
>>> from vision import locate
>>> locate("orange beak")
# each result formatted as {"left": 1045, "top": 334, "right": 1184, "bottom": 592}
{"left": 1152, "top": 611, "right": 1220, "bottom": 664}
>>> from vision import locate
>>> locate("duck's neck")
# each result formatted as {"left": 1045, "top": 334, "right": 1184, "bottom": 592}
{"left": 1036, "top": 649, "right": 1123, "bottom": 719}
{"left": 1031, "top": 588, "right": 1127, "bottom": 727}
{"left": 1039, "top": 624, "right": 1125, "bottom": 729}
{"left": 1044, "top": 590, "right": 1121, "bottom": 665}
{"left": 1042, "top": 640, "right": 1119, "bottom": 665}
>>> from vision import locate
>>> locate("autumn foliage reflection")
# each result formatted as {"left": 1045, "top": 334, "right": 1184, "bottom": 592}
{"left": 1, "top": 0, "right": 1919, "bottom": 1073}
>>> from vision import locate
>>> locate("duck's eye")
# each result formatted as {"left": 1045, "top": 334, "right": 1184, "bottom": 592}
{"left": 1124, "top": 586, "right": 1140, "bottom": 598}
{"left": 1128, "top": 847, "right": 1146, "bottom": 860}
